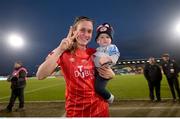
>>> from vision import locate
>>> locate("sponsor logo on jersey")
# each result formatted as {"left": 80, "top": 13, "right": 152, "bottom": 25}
{"left": 74, "top": 65, "right": 94, "bottom": 79}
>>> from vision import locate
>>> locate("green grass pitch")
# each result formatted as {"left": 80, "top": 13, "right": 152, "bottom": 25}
{"left": 0, "top": 74, "right": 178, "bottom": 102}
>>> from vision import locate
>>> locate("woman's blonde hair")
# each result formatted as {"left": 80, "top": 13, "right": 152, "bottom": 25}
{"left": 68, "top": 16, "right": 93, "bottom": 53}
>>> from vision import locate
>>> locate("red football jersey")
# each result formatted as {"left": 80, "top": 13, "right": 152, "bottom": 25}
{"left": 57, "top": 48, "right": 109, "bottom": 117}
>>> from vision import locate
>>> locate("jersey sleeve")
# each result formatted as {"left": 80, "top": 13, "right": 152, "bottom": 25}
{"left": 56, "top": 50, "right": 69, "bottom": 66}
{"left": 57, "top": 53, "right": 64, "bottom": 66}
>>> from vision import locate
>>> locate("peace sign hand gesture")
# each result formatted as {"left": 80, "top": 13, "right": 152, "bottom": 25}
{"left": 58, "top": 26, "right": 78, "bottom": 52}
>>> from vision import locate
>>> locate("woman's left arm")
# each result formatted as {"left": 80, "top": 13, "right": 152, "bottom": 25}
{"left": 97, "top": 65, "right": 115, "bottom": 79}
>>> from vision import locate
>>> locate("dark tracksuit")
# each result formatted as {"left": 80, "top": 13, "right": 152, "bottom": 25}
{"left": 161, "top": 60, "right": 180, "bottom": 100}
{"left": 6, "top": 67, "right": 27, "bottom": 111}
{"left": 144, "top": 63, "right": 162, "bottom": 101}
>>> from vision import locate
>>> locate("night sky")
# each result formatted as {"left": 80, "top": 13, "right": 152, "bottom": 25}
{"left": 0, "top": 0, "right": 180, "bottom": 75}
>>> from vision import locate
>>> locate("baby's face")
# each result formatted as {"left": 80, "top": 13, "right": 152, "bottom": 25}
{"left": 97, "top": 33, "right": 112, "bottom": 47}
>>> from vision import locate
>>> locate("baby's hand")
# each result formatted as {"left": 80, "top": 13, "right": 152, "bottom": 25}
{"left": 99, "top": 56, "right": 112, "bottom": 65}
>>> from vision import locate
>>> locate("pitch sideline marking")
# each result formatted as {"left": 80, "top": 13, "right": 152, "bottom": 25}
{"left": 110, "top": 106, "right": 180, "bottom": 110}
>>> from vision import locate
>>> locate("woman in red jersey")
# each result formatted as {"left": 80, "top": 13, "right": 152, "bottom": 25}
{"left": 36, "top": 16, "right": 115, "bottom": 117}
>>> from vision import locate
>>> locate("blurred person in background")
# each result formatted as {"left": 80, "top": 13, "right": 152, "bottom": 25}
{"left": 161, "top": 53, "right": 180, "bottom": 102}
{"left": 144, "top": 57, "right": 162, "bottom": 102}
{"left": 0, "top": 61, "right": 27, "bottom": 112}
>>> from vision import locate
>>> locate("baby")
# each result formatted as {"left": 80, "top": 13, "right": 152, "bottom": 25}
{"left": 94, "top": 23, "right": 120, "bottom": 103}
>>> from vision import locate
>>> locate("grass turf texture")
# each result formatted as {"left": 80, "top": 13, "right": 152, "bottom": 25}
{"left": 0, "top": 74, "right": 179, "bottom": 102}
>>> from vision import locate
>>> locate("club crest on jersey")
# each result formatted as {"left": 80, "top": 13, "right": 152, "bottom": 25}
{"left": 69, "top": 58, "right": 75, "bottom": 62}
{"left": 81, "top": 59, "right": 87, "bottom": 64}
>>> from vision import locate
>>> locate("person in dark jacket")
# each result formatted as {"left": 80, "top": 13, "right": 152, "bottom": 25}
{"left": 161, "top": 53, "right": 180, "bottom": 102}
{"left": 1, "top": 61, "right": 27, "bottom": 112}
{"left": 144, "top": 57, "right": 162, "bottom": 102}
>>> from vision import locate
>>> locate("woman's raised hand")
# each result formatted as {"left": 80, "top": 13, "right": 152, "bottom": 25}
{"left": 58, "top": 26, "right": 78, "bottom": 52}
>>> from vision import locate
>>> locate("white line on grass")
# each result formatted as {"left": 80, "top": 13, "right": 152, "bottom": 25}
{"left": 116, "top": 98, "right": 175, "bottom": 101}
{"left": 0, "top": 100, "right": 66, "bottom": 104}
{"left": 0, "top": 83, "right": 63, "bottom": 100}
{"left": 110, "top": 106, "right": 180, "bottom": 110}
